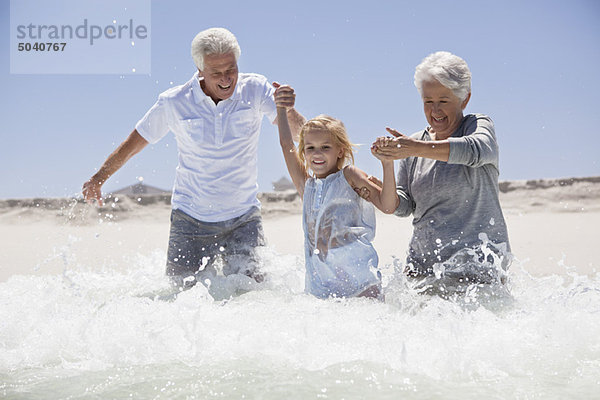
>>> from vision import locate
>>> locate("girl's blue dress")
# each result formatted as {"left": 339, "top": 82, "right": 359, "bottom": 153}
{"left": 302, "top": 168, "right": 381, "bottom": 298}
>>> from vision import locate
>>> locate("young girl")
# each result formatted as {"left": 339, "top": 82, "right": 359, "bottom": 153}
{"left": 274, "top": 87, "right": 399, "bottom": 299}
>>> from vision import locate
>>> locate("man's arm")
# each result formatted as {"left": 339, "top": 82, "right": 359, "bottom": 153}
{"left": 82, "top": 129, "right": 148, "bottom": 206}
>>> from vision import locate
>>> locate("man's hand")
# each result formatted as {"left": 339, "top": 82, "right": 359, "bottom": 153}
{"left": 82, "top": 178, "right": 104, "bottom": 206}
{"left": 81, "top": 129, "right": 148, "bottom": 207}
{"left": 273, "top": 82, "right": 296, "bottom": 109}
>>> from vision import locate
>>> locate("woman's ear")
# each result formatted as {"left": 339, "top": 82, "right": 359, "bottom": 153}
{"left": 461, "top": 92, "right": 471, "bottom": 110}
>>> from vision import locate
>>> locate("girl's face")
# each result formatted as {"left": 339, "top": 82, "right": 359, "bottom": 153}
{"left": 303, "top": 128, "right": 344, "bottom": 178}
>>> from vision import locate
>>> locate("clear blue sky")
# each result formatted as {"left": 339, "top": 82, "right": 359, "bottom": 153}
{"left": 1, "top": 0, "right": 599, "bottom": 199}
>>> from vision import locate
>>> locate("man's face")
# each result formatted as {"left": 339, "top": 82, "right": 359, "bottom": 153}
{"left": 198, "top": 52, "right": 239, "bottom": 103}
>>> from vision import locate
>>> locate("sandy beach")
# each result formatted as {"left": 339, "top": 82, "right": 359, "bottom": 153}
{"left": 1, "top": 176, "right": 598, "bottom": 282}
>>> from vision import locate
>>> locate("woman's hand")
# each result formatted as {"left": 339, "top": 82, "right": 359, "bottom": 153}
{"left": 372, "top": 127, "right": 451, "bottom": 162}
{"left": 371, "top": 127, "right": 417, "bottom": 160}
{"left": 354, "top": 175, "right": 383, "bottom": 201}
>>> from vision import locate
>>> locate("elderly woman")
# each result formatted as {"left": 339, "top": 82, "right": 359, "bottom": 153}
{"left": 371, "top": 51, "right": 511, "bottom": 289}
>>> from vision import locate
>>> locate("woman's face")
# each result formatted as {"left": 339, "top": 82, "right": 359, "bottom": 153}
{"left": 421, "top": 79, "right": 470, "bottom": 140}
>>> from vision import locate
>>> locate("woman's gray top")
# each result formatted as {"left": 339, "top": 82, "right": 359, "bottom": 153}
{"left": 394, "top": 114, "right": 511, "bottom": 280}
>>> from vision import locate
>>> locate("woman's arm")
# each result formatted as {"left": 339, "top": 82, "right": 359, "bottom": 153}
{"left": 445, "top": 115, "right": 498, "bottom": 168}
{"left": 373, "top": 116, "right": 498, "bottom": 168}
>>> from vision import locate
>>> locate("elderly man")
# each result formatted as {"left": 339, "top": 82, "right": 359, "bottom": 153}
{"left": 83, "top": 28, "right": 305, "bottom": 295}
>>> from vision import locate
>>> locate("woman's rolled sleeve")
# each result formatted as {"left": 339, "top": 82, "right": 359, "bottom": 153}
{"left": 394, "top": 187, "right": 415, "bottom": 217}
{"left": 447, "top": 115, "right": 498, "bottom": 169}
{"left": 393, "top": 158, "right": 416, "bottom": 217}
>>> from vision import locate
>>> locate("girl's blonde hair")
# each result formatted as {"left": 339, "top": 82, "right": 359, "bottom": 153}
{"left": 298, "top": 115, "right": 356, "bottom": 172}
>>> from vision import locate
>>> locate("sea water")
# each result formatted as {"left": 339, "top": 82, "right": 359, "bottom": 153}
{"left": 1, "top": 243, "right": 599, "bottom": 399}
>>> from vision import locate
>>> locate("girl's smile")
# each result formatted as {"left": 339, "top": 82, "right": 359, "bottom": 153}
{"left": 303, "top": 128, "right": 344, "bottom": 178}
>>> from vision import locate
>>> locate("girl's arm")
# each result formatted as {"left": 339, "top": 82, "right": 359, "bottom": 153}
{"left": 378, "top": 159, "right": 399, "bottom": 213}
{"left": 344, "top": 162, "right": 399, "bottom": 214}
{"left": 276, "top": 106, "right": 308, "bottom": 196}
{"left": 271, "top": 81, "right": 306, "bottom": 142}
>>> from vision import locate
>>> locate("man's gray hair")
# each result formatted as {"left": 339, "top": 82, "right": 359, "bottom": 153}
{"left": 414, "top": 51, "right": 471, "bottom": 101}
{"left": 191, "top": 28, "right": 241, "bottom": 71}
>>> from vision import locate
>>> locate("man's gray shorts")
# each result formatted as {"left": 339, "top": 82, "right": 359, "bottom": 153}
{"left": 166, "top": 207, "right": 266, "bottom": 289}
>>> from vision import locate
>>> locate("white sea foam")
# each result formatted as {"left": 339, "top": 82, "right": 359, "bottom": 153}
{"left": 1, "top": 242, "right": 599, "bottom": 399}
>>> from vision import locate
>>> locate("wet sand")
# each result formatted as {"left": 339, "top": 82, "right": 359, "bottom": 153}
{"left": 1, "top": 177, "right": 598, "bottom": 282}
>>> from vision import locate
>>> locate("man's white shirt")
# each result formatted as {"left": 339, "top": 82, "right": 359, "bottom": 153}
{"left": 136, "top": 71, "right": 277, "bottom": 222}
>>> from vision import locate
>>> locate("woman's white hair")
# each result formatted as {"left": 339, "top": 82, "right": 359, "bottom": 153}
{"left": 191, "top": 27, "right": 241, "bottom": 71}
{"left": 414, "top": 51, "right": 471, "bottom": 101}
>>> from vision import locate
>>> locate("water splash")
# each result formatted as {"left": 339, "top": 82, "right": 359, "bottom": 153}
{"left": 1, "top": 243, "right": 599, "bottom": 399}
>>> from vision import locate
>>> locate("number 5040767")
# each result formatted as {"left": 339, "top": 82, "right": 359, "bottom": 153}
{"left": 18, "top": 42, "right": 67, "bottom": 51}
